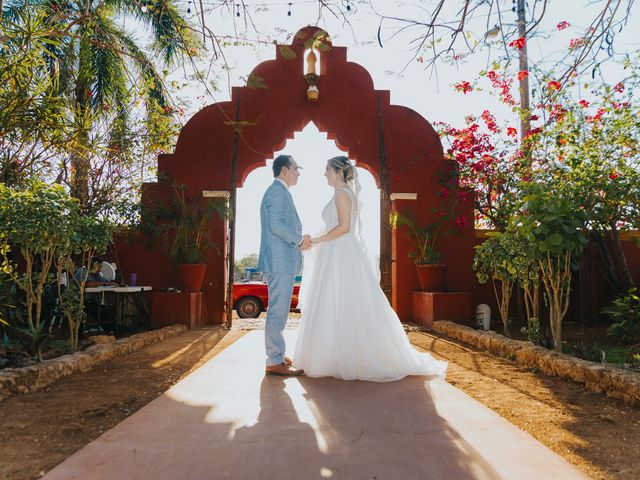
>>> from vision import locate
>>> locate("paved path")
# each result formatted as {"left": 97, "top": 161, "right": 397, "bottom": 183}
{"left": 44, "top": 331, "right": 587, "bottom": 480}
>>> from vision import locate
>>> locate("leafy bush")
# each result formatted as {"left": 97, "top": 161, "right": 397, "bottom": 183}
{"left": 604, "top": 288, "right": 640, "bottom": 344}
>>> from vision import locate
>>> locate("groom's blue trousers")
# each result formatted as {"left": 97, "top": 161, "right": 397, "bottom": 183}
{"left": 263, "top": 272, "right": 296, "bottom": 366}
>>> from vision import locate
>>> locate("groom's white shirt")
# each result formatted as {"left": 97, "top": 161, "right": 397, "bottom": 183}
{"left": 275, "top": 178, "right": 289, "bottom": 190}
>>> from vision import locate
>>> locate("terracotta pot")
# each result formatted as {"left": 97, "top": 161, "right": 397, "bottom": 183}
{"left": 416, "top": 263, "right": 446, "bottom": 292}
{"left": 178, "top": 263, "right": 207, "bottom": 292}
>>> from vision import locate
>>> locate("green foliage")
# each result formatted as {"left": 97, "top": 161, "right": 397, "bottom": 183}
{"left": 278, "top": 45, "right": 297, "bottom": 60}
{"left": 515, "top": 183, "right": 589, "bottom": 258}
{"left": 235, "top": 253, "right": 258, "bottom": 274}
{"left": 3, "top": 0, "right": 198, "bottom": 211}
{"left": 390, "top": 210, "right": 456, "bottom": 265}
{"left": 0, "top": 182, "right": 113, "bottom": 355}
{"left": 0, "top": 9, "right": 70, "bottom": 186}
{"left": 246, "top": 74, "right": 268, "bottom": 90}
{"left": 58, "top": 286, "right": 86, "bottom": 353}
{"left": 604, "top": 288, "right": 640, "bottom": 344}
{"left": 473, "top": 231, "right": 534, "bottom": 337}
{"left": 0, "top": 181, "right": 77, "bottom": 331}
{"left": 143, "top": 184, "right": 227, "bottom": 265}
{"left": 9, "top": 322, "right": 52, "bottom": 359}
{"left": 514, "top": 183, "right": 588, "bottom": 351}
{"left": 520, "top": 317, "right": 540, "bottom": 344}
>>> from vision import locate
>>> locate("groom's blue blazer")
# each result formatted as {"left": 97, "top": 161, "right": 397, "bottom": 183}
{"left": 257, "top": 180, "right": 303, "bottom": 275}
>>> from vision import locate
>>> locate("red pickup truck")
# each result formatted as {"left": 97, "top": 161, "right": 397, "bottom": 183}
{"left": 232, "top": 282, "right": 300, "bottom": 318}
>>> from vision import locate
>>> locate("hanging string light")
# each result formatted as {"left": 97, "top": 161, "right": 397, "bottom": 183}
{"left": 187, "top": 0, "right": 191, "bottom": 13}
{"left": 287, "top": 2, "right": 292, "bottom": 16}
{"left": 236, "top": 3, "right": 241, "bottom": 16}
{"left": 346, "top": 1, "right": 351, "bottom": 11}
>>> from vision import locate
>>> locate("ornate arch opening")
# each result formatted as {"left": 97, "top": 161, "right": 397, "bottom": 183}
{"left": 118, "top": 26, "right": 477, "bottom": 325}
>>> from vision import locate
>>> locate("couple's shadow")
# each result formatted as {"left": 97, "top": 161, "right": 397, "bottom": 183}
{"left": 230, "top": 374, "right": 498, "bottom": 479}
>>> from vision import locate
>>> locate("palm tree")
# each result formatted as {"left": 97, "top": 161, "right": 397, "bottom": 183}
{"left": 2, "top": 0, "right": 197, "bottom": 210}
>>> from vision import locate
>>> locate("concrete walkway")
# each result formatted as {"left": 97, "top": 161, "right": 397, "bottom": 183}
{"left": 44, "top": 331, "right": 587, "bottom": 480}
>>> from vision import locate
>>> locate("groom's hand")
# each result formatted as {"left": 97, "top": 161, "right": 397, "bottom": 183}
{"left": 300, "top": 234, "right": 312, "bottom": 251}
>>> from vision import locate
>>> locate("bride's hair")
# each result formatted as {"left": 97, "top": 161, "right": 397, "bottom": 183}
{"left": 328, "top": 156, "right": 355, "bottom": 183}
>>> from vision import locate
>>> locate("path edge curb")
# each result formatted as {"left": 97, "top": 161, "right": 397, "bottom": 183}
{"left": 0, "top": 325, "right": 188, "bottom": 402}
{"left": 432, "top": 321, "right": 640, "bottom": 406}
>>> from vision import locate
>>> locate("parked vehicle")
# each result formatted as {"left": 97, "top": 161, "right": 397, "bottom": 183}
{"left": 232, "top": 282, "right": 300, "bottom": 318}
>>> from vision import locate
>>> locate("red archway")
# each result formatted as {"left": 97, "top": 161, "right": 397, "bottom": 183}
{"left": 117, "top": 26, "right": 479, "bottom": 324}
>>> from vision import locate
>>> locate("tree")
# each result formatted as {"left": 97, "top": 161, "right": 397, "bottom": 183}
{"left": 0, "top": 9, "right": 70, "bottom": 185}
{"left": 514, "top": 183, "right": 589, "bottom": 352}
{"left": 56, "top": 212, "right": 112, "bottom": 352}
{"left": 3, "top": 0, "right": 197, "bottom": 211}
{"left": 0, "top": 182, "right": 76, "bottom": 333}
{"left": 235, "top": 253, "right": 258, "bottom": 275}
{"left": 527, "top": 73, "right": 640, "bottom": 295}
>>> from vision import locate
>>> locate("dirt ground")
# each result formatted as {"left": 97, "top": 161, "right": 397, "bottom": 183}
{"left": 1, "top": 319, "right": 639, "bottom": 480}
{"left": 409, "top": 329, "right": 640, "bottom": 480}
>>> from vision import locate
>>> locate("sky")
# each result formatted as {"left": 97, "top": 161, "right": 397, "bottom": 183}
{"left": 159, "top": 1, "right": 640, "bottom": 259}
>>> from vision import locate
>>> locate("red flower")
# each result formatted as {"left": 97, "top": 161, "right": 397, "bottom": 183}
{"left": 530, "top": 114, "right": 539, "bottom": 121}
{"left": 547, "top": 81, "right": 561, "bottom": 91}
{"left": 614, "top": 82, "right": 625, "bottom": 93}
{"left": 454, "top": 81, "right": 473, "bottom": 94}
{"left": 609, "top": 171, "right": 619, "bottom": 180}
{"left": 486, "top": 70, "right": 497, "bottom": 80}
{"left": 509, "top": 37, "right": 526, "bottom": 50}
{"left": 578, "top": 99, "right": 590, "bottom": 108}
{"left": 525, "top": 127, "right": 542, "bottom": 138}
{"left": 557, "top": 21, "right": 570, "bottom": 30}
{"left": 517, "top": 70, "right": 529, "bottom": 80}
{"left": 507, "top": 127, "right": 518, "bottom": 137}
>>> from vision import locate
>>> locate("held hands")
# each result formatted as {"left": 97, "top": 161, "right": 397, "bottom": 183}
{"left": 300, "top": 234, "right": 313, "bottom": 251}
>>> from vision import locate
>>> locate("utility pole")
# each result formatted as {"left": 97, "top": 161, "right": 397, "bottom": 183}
{"left": 516, "top": 0, "right": 531, "bottom": 144}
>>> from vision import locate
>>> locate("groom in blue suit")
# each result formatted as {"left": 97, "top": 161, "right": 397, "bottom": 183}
{"left": 258, "top": 155, "right": 310, "bottom": 376}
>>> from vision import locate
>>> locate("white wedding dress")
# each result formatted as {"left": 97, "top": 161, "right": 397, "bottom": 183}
{"left": 293, "top": 187, "right": 447, "bottom": 382}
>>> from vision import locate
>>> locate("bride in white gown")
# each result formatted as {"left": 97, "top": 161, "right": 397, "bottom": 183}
{"left": 293, "top": 156, "right": 447, "bottom": 382}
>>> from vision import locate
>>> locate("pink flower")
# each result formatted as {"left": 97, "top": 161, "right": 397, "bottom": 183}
{"left": 557, "top": 21, "right": 570, "bottom": 30}
{"left": 569, "top": 37, "right": 586, "bottom": 50}
{"left": 614, "top": 82, "right": 625, "bottom": 93}
{"left": 517, "top": 70, "right": 529, "bottom": 81}
{"left": 509, "top": 37, "right": 526, "bottom": 50}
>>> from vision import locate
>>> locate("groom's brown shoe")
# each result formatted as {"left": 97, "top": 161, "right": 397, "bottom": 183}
{"left": 265, "top": 363, "right": 304, "bottom": 377}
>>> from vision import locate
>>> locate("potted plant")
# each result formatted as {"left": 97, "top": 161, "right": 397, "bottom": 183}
{"left": 161, "top": 184, "right": 226, "bottom": 292}
{"left": 391, "top": 210, "right": 455, "bottom": 292}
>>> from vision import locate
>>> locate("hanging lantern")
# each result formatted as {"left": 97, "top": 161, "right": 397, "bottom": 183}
{"left": 304, "top": 50, "right": 320, "bottom": 102}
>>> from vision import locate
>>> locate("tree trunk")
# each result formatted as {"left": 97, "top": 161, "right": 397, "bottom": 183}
{"left": 70, "top": 38, "right": 91, "bottom": 210}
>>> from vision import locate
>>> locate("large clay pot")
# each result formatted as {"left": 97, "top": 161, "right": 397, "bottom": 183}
{"left": 178, "top": 263, "right": 207, "bottom": 292}
{"left": 416, "top": 263, "right": 446, "bottom": 292}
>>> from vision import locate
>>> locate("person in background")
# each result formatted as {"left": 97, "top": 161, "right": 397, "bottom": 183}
{"left": 73, "top": 256, "right": 119, "bottom": 288}
{"left": 73, "top": 256, "right": 118, "bottom": 333}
